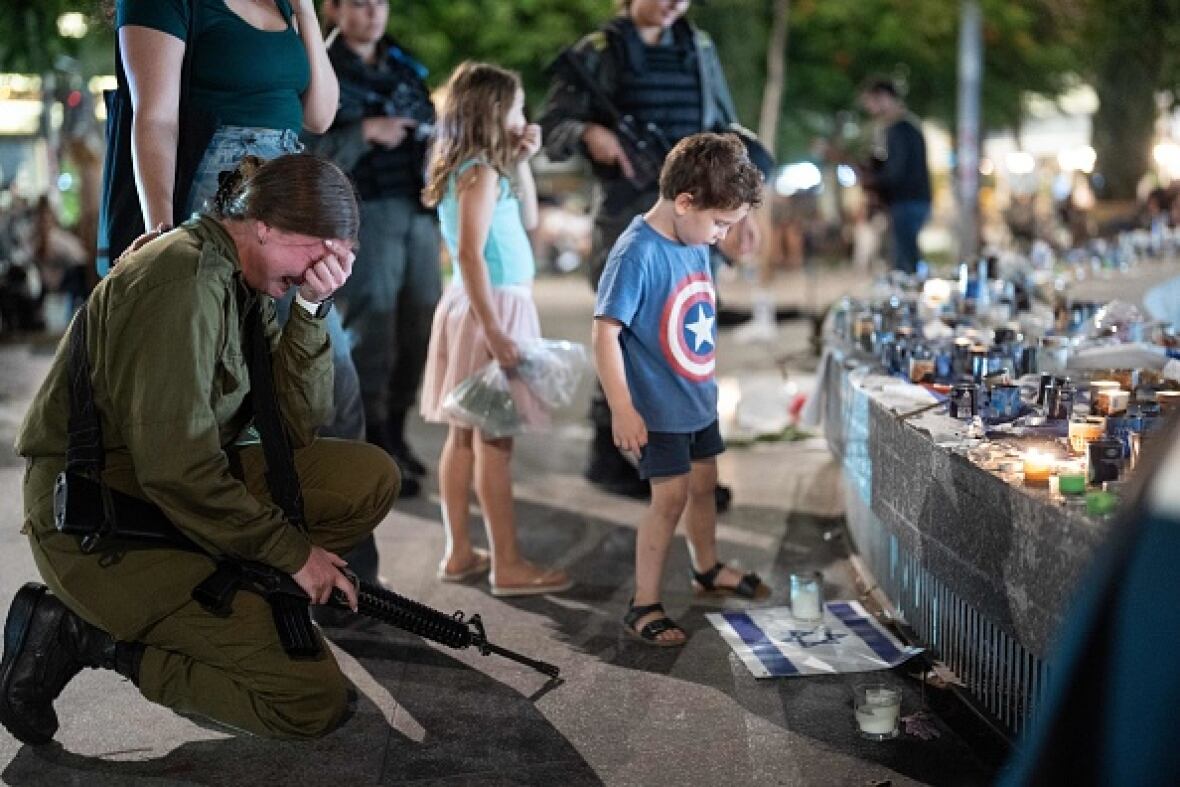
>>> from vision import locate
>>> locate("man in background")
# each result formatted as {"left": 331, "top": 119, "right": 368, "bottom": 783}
{"left": 859, "top": 78, "right": 931, "bottom": 275}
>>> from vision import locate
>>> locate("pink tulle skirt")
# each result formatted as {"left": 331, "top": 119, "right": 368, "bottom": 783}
{"left": 419, "top": 283, "right": 549, "bottom": 433}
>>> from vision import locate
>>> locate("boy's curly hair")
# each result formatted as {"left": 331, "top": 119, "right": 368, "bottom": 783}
{"left": 659, "top": 133, "right": 764, "bottom": 211}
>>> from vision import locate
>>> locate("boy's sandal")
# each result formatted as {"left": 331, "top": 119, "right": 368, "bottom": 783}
{"left": 691, "top": 562, "right": 771, "bottom": 600}
{"left": 622, "top": 601, "right": 687, "bottom": 648}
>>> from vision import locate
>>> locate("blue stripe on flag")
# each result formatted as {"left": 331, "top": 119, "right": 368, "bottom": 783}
{"left": 721, "top": 612, "right": 798, "bottom": 675}
{"left": 827, "top": 602, "right": 902, "bottom": 662}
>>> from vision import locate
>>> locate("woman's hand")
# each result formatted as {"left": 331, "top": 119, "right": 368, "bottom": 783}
{"left": 297, "top": 239, "right": 355, "bottom": 303}
{"left": 115, "top": 223, "right": 172, "bottom": 266}
{"left": 515, "top": 123, "right": 542, "bottom": 164}
{"left": 486, "top": 329, "right": 521, "bottom": 369}
{"left": 292, "top": 545, "right": 357, "bottom": 610}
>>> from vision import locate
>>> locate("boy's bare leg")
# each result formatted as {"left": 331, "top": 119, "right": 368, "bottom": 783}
{"left": 439, "top": 425, "right": 480, "bottom": 575}
{"left": 683, "top": 459, "right": 747, "bottom": 588}
{"left": 632, "top": 474, "right": 689, "bottom": 643}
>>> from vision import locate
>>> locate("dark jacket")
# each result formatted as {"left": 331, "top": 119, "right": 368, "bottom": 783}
{"left": 873, "top": 115, "right": 931, "bottom": 205}
{"left": 305, "top": 34, "right": 435, "bottom": 205}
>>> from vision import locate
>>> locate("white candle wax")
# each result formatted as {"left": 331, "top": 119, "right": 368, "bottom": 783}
{"left": 856, "top": 702, "right": 900, "bottom": 735}
{"left": 791, "top": 589, "right": 822, "bottom": 621}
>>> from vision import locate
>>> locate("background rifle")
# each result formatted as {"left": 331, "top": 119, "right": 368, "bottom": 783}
{"left": 335, "top": 81, "right": 435, "bottom": 142}
{"left": 54, "top": 470, "right": 560, "bottom": 679}
{"left": 554, "top": 49, "right": 671, "bottom": 191}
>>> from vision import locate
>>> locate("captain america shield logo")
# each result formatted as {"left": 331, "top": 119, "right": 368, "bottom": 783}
{"left": 659, "top": 273, "right": 716, "bottom": 382}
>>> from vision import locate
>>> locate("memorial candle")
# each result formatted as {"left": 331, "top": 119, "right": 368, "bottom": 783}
{"left": 790, "top": 572, "right": 823, "bottom": 622}
{"left": 855, "top": 685, "right": 901, "bottom": 740}
{"left": 1023, "top": 451, "right": 1053, "bottom": 487}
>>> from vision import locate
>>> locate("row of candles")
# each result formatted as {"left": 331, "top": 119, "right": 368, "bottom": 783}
{"left": 1016, "top": 376, "right": 1180, "bottom": 496}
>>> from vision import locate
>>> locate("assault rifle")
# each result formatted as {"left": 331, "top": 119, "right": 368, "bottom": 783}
{"left": 554, "top": 48, "right": 671, "bottom": 192}
{"left": 336, "top": 81, "right": 435, "bottom": 142}
{"left": 53, "top": 470, "right": 560, "bottom": 679}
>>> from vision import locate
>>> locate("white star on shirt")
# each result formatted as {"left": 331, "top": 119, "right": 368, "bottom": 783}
{"left": 685, "top": 305, "right": 715, "bottom": 353}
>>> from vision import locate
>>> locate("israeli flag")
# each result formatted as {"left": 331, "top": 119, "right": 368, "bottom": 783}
{"left": 707, "top": 601, "right": 923, "bottom": 679}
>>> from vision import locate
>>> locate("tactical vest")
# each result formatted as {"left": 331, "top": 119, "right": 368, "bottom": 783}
{"left": 609, "top": 19, "right": 703, "bottom": 150}
{"left": 333, "top": 38, "right": 434, "bottom": 205}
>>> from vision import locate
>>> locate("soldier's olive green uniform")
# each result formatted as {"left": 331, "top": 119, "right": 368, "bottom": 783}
{"left": 15, "top": 217, "right": 400, "bottom": 738}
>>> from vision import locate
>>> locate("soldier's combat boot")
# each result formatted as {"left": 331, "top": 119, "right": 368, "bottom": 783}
{"left": 0, "top": 583, "right": 143, "bottom": 746}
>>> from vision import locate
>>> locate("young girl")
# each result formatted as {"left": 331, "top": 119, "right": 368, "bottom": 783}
{"left": 420, "top": 62, "right": 572, "bottom": 597}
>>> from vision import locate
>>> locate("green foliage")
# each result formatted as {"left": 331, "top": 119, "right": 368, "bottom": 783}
{"left": 385, "top": 0, "right": 612, "bottom": 107}
{"left": 0, "top": 1, "right": 112, "bottom": 73}
{"left": 1074, "top": 0, "right": 1180, "bottom": 198}
{"left": 695, "top": 0, "right": 1080, "bottom": 159}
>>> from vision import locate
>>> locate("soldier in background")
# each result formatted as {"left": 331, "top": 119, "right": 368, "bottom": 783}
{"left": 540, "top": 0, "right": 746, "bottom": 507}
{"left": 305, "top": 0, "right": 442, "bottom": 499}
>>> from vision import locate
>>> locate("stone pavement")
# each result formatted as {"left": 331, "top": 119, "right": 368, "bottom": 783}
{"left": 0, "top": 270, "right": 1001, "bottom": 786}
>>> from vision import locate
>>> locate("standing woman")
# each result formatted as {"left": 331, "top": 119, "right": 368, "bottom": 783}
{"left": 113, "top": 1, "right": 361, "bottom": 434}
{"left": 116, "top": 0, "right": 337, "bottom": 224}
{"left": 114, "top": 0, "right": 376, "bottom": 575}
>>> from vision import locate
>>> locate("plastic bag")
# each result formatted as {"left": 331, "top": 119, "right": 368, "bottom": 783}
{"left": 516, "top": 339, "right": 590, "bottom": 409}
{"left": 442, "top": 339, "right": 589, "bottom": 438}
{"left": 442, "top": 362, "right": 522, "bottom": 438}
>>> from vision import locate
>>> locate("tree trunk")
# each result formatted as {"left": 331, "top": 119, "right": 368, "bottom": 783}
{"left": 1091, "top": 33, "right": 1163, "bottom": 201}
{"left": 757, "top": 0, "right": 790, "bottom": 154}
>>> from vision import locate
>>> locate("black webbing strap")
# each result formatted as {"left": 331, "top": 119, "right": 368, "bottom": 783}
{"left": 60, "top": 292, "right": 309, "bottom": 543}
{"left": 64, "top": 308, "right": 105, "bottom": 477}
{"left": 242, "top": 298, "right": 308, "bottom": 533}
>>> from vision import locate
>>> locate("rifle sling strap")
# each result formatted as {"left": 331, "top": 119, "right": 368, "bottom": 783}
{"left": 242, "top": 298, "right": 308, "bottom": 532}
{"left": 65, "top": 309, "right": 105, "bottom": 478}
{"left": 62, "top": 295, "right": 310, "bottom": 538}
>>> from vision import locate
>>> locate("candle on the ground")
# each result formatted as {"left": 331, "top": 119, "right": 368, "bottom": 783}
{"left": 790, "top": 572, "right": 823, "bottom": 622}
{"left": 855, "top": 685, "right": 901, "bottom": 740}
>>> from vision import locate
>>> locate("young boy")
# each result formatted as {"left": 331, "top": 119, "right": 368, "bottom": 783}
{"left": 593, "top": 133, "right": 769, "bottom": 647}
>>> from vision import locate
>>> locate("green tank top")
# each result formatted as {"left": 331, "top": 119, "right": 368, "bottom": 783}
{"left": 117, "top": 0, "right": 309, "bottom": 133}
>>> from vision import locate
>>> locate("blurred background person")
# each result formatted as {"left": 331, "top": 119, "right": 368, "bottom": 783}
{"left": 858, "top": 77, "right": 931, "bottom": 275}
{"left": 32, "top": 196, "right": 89, "bottom": 330}
{"left": 305, "top": 0, "right": 441, "bottom": 498}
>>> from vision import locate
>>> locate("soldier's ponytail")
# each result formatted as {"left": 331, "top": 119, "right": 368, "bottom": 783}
{"left": 211, "top": 154, "right": 360, "bottom": 242}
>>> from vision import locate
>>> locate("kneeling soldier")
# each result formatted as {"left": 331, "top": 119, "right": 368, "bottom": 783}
{"left": 0, "top": 154, "right": 400, "bottom": 743}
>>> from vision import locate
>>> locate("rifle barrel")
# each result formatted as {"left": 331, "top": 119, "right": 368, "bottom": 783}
{"left": 478, "top": 640, "right": 561, "bottom": 679}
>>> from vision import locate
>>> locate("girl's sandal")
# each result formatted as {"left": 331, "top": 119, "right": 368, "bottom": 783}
{"left": 691, "top": 562, "right": 771, "bottom": 600}
{"left": 622, "top": 601, "right": 687, "bottom": 648}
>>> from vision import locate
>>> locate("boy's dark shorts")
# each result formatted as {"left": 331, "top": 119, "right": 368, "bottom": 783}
{"left": 638, "top": 419, "right": 725, "bottom": 480}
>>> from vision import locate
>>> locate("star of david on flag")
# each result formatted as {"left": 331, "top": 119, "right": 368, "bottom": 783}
{"left": 707, "top": 601, "right": 923, "bottom": 678}
{"left": 659, "top": 273, "right": 716, "bottom": 382}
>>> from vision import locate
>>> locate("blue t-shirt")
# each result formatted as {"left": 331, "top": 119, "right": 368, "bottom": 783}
{"left": 438, "top": 159, "right": 535, "bottom": 287}
{"left": 595, "top": 215, "right": 718, "bottom": 432}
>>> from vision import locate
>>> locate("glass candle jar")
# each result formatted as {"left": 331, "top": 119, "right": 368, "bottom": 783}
{"left": 855, "top": 685, "right": 901, "bottom": 741}
{"left": 789, "top": 572, "right": 823, "bottom": 623}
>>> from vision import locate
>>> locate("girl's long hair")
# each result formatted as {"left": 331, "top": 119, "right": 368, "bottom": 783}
{"left": 422, "top": 61, "right": 521, "bottom": 207}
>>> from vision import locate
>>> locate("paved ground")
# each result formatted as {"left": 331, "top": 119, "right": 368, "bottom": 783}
{"left": 0, "top": 267, "right": 1002, "bottom": 786}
